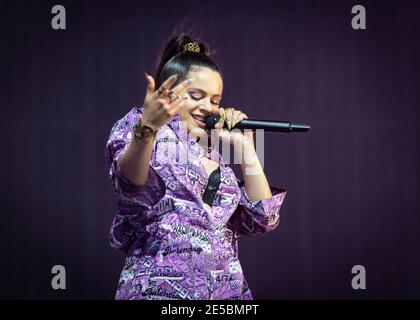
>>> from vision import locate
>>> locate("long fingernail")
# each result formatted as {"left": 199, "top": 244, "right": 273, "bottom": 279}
{"left": 144, "top": 72, "right": 149, "bottom": 79}
{"left": 186, "top": 77, "right": 194, "bottom": 84}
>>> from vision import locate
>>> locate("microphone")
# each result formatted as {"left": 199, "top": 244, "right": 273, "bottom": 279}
{"left": 205, "top": 115, "right": 311, "bottom": 133}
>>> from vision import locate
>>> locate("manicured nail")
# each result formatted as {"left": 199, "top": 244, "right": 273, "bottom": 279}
{"left": 144, "top": 72, "right": 149, "bottom": 79}
{"left": 186, "top": 78, "right": 194, "bottom": 84}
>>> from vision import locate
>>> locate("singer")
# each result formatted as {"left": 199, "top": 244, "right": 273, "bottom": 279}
{"left": 105, "top": 33, "right": 287, "bottom": 300}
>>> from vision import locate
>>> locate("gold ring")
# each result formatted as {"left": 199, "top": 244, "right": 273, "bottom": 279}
{"left": 168, "top": 91, "right": 177, "bottom": 101}
{"left": 158, "top": 87, "right": 166, "bottom": 95}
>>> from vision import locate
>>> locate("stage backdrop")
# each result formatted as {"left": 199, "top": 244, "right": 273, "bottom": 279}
{"left": 1, "top": 0, "right": 419, "bottom": 299}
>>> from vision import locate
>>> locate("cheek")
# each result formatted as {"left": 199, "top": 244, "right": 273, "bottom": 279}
{"left": 178, "top": 107, "right": 193, "bottom": 124}
{"left": 179, "top": 99, "right": 197, "bottom": 117}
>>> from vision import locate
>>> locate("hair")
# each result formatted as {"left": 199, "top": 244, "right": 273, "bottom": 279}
{"left": 154, "top": 33, "right": 221, "bottom": 89}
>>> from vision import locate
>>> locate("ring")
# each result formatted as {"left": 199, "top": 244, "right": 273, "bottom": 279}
{"left": 168, "top": 91, "right": 178, "bottom": 101}
{"left": 158, "top": 87, "right": 167, "bottom": 95}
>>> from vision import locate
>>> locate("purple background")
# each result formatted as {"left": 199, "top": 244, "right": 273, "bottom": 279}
{"left": 1, "top": 0, "right": 420, "bottom": 299}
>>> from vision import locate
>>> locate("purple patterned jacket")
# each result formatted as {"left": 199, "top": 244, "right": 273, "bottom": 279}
{"left": 105, "top": 107, "right": 287, "bottom": 300}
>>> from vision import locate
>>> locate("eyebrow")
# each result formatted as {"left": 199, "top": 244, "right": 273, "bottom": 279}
{"left": 189, "top": 87, "right": 222, "bottom": 98}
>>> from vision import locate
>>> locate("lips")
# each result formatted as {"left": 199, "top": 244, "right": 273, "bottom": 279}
{"left": 191, "top": 114, "right": 206, "bottom": 127}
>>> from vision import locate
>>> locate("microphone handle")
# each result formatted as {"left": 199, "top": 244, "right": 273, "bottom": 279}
{"left": 233, "top": 119, "right": 310, "bottom": 133}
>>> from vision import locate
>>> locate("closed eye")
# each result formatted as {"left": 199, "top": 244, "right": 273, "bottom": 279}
{"left": 190, "top": 94, "right": 202, "bottom": 100}
{"left": 189, "top": 91, "right": 221, "bottom": 105}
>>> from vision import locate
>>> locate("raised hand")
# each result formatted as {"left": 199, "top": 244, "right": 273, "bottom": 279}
{"left": 141, "top": 73, "right": 193, "bottom": 130}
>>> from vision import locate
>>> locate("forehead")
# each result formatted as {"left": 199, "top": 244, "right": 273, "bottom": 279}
{"left": 187, "top": 66, "right": 223, "bottom": 96}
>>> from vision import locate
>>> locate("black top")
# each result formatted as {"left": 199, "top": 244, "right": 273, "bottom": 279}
{"left": 202, "top": 166, "right": 221, "bottom": 207}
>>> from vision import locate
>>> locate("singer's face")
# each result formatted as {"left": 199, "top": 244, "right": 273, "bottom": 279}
{"left": 178, "top": 66, "right": 223, "bottom": 136}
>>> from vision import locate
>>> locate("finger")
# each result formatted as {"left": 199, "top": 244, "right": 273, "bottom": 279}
{"left": 224, "top": 107, "right": 235, "bottom": 130}
{"left": 170, "top": 96, "right": 189, "bottom": 114}
{"left": 165, "top": 93, "right": 181, "bottom": 106}
{"left": 145, "top": 72, "right": 155, "bottom": 96}
{"left": 232, "top": 111, "right": 247, "bottom": 129}
{"left": 152, "top": 95, "right": 184, "bottom": 120}
{"left": 170, "top": 94, "right": 187, "bottom": 108}
{"left": 230, "top": 110, "right": 241, "bottom": 128}
{"left": 153, "top": 74, "right": 178, "bottom": 98}
{"left": 216, "top": 108, "right": 226, "bottom": 129}
{"left": 171, "top": 77, "right": 194, "bottom": 95}
{"left": 218, "top": 107, "right": 226, "bottom": 120}
{"left": 157, "top": 94, "right": 183, "bottom": 108}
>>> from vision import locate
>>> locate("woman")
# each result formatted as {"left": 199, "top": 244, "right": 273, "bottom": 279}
{"left": 105, "top": 34, "right": 287, "bottom": 300}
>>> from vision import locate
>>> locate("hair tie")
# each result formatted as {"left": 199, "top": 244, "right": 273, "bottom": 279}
{"left": 183, "top": 42, "right": 201, "bottom": 54}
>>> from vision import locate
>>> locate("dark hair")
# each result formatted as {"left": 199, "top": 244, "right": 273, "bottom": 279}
{"left": 154, "top": 33, "right": 221, "bottom": 89}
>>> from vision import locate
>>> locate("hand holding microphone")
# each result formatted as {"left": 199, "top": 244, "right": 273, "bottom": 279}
{"left": 210, "top": 107, "right": 254, "bottom": 145}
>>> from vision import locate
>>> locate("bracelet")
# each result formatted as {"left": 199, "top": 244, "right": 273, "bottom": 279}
{"left": 132, "top": 120, "right": 157, "bottom": 143}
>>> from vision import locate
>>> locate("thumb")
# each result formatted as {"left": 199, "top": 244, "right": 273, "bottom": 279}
{"left": 145, "top": 72, "right": 155, "bottom": 95}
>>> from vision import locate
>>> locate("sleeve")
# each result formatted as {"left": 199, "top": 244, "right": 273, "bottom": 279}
{"left": 227, "top": 181, "right": 287, "bottom": 237}
{"left": 104, "top": 108, "right": 166, "bottom": 209}
{"left": 105, "top": 109, "right": 166, "bottom": 252}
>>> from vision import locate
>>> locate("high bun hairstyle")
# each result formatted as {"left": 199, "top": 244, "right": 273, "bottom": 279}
{"left": 154, "top": 33, "right": 221, "bottom": 89}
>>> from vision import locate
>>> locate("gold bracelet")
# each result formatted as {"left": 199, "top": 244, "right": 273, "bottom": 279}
{"left": 132, "top": 121, "right": 157, "bottom": 143}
